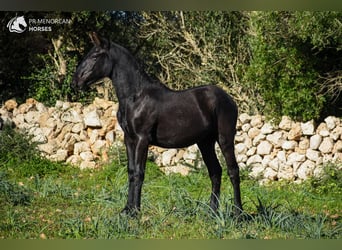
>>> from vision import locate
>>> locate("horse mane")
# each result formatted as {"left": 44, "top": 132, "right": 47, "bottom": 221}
{"left": 110, "top": 42, "right": 168, "bottom": 91}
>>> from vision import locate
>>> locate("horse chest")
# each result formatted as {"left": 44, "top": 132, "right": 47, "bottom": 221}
{"left": 117, "top": 97, "right": 157, "bottom": 138}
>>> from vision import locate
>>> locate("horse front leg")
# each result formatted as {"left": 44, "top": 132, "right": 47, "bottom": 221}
{"left": 132, "top": 136, "right": 149, "bottom": 212}
{"left": 121, "top": 135, "right": 149, "bottom": 216}
{"left": 121, "top": 135, "right": 136, "bottom": 215}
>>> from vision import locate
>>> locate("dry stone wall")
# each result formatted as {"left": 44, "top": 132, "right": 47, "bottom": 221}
{"left": 1, "top": 98, "right": 341, "bottom": 182}
{"left": 234, "top": 114, "right": 341, "bottom": 181}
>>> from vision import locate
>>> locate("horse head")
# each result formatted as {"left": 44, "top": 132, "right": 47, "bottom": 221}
{"left": 15, "top": 16, "right": 27, "bottom": 29}
{"left": 72, "top": 32, "right": 112, "bottom": 90}
{"left": 7, "top": 16, "right": 27, "bottom": 33}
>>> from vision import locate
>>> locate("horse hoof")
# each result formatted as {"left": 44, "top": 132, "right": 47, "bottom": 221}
{"left": 120, "top": 207, "right": 139, "bottom": 217}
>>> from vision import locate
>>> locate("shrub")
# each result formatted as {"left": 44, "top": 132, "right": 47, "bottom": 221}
{"left": 0, "top": 172, "right": 31, "bottom": 206}
{"left": 0, "top": 125, "right": 68, "bottom": 177}
{"left": 245, "top": 12, "right": 327, "bottom": 122}
{"left": 25, "top": 54, "right": 78, "bottom": 106}
{"left": 0, "top": 125, "right": 39, "bottom": 164}
{"left": 24, "top": 44, "right": 97, "bottom": 106}
{"left": 309, "top": 163, "right": 342, "bottom": 196}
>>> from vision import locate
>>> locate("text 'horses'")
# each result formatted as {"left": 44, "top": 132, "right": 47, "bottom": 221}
{"left": 72, "top": 32, "right": 243, "bottom": 216}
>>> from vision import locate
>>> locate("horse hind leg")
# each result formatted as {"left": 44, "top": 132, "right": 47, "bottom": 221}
{"left": 197, "top": 140, "right": 222, "bottom": 213}
{"left": 218, "top": 126, "right": 243, "bottom": 216}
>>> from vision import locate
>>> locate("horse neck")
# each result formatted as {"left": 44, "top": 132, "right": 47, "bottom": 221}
{"left": 109, "top": 46, "right": 167, "bottom": 104}
{"left": 110, "top": 65, "right": 148, "bottom": 102}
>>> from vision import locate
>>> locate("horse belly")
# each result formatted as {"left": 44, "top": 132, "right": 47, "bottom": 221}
{"left": 153, "top": 108, "right": 213, "bottom": 148}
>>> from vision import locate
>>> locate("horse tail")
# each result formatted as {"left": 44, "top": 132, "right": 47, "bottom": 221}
{"left": 212, "top": 87, "right": 238, "bottom": 151}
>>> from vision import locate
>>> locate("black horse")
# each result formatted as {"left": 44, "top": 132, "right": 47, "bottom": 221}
{"left": 73, "top": 32, "right": 243, "bottom": 216}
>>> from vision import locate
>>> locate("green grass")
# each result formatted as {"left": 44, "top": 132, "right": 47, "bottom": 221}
{"left": 0, "top": 126, "right": 341, "bottom": 239}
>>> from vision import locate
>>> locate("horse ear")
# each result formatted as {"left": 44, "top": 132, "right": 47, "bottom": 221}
{"left": 89, "top": 32, "right": 110, "bottom": 50}
{"left": 89, "top": 32, "right": 101, "bottom": 47}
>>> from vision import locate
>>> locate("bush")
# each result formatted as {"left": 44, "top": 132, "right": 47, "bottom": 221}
{"left": 24, "top": 36, "right": 97, "bottom": 106}
{"left": 0, "top": 172, "right": 31, "bottom": 206}
{"left": 0, "top": 125, "right": 68, "bottom": 177}
{"left": 245, "top": 12, "right": 328, "bottom": 122}
{"left": 0, "top": 125, "right": 39, "bottom": 164}
{"left": 309, "top": 163, "right": 342, "bottom": 196}
{"left": 25, "top": 53, "right": 80, "bottom": 106}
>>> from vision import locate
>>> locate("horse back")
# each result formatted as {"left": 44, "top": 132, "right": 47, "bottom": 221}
{"left": 151, "top": 85, "right": 237, "bottom": 147}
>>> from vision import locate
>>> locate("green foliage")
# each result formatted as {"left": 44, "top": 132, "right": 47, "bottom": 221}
{"left": 0, "top": 125, "right": 39, "bottom": 164}
{"left": 25, "top": 54, "right": 80, "bottom": 106}
{"left": 245, "top": 11, "right": 330, "bottom": 121}
{"left": 0, "top": 125, "right": 68, "bottom": 177}
{"left": 137, "top": 11, "right": 253, "bottom": 111}
{"left": 0, "top": 172, "right": 31, "bottom": 206}
{"left": 292, "top": 11, "right": 342, "bottom": 50}
{"left": 26, "top": 54, "right": 69, "bottom": 105}
{"left": 309, "top": 163, "right": 342, "bottom": 196}
{"left": 1, "top": 11, "right": 341, "bottom": 121}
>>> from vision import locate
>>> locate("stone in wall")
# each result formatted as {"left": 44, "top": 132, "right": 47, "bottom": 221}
{"left": 257, "top": 141, "right": 273, "bottom": 156}
{"left": 310, "top": 134, "right": 323, "bottom": 150}
{"left": 317, "top": 123, "right": 330, "bottom": 137}
{"left": 161, "top": 149, "right": 178, "bottom": 166}
{"left": 279, "top": 116, "right": 292, "bottom": 131}
{"left": 288, "top": 123, "right": 302, "bottom": 140}
{"left": 4, "top": 99, "right": 18, "bottom": 111}
{"left": 297, "top": 160, "right": 315, "bottom": 180}
{"left": 84, "top": 110, "right": 102, "bottom": 128}
{"left": 319, "top": 137, "right": 334, "bottom": 154}
{"left": 266, "top": 131, "right": 284, "bottom": 148}
{"left": 250, "top": 115, "right": 263, "bottom": 128}
{"left": 301, "top": 120, "right": 315, "bottom": 136}
{"left": 229, "top": 112, "right": 341, "bottom": 182}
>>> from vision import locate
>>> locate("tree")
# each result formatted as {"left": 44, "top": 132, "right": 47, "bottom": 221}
{"left": 244, "top": 11, "right": 341, "bottom": 121}
{"left": 292, "top": 11, "right": 342, "bottom": 117}
{"left": 136, "top": 11, "right": 253, "bottom": 112}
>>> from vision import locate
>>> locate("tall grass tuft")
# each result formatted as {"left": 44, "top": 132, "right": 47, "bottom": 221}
{"left": 0, "top": 172, "right": 31, "bottom": 206}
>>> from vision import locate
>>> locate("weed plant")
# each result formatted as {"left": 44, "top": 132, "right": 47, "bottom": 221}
{"left": 0, "top": 126, "right": 341, "bottom": 239}
{"left": 0, "top": 125, "right": 68, "bottom": 177}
